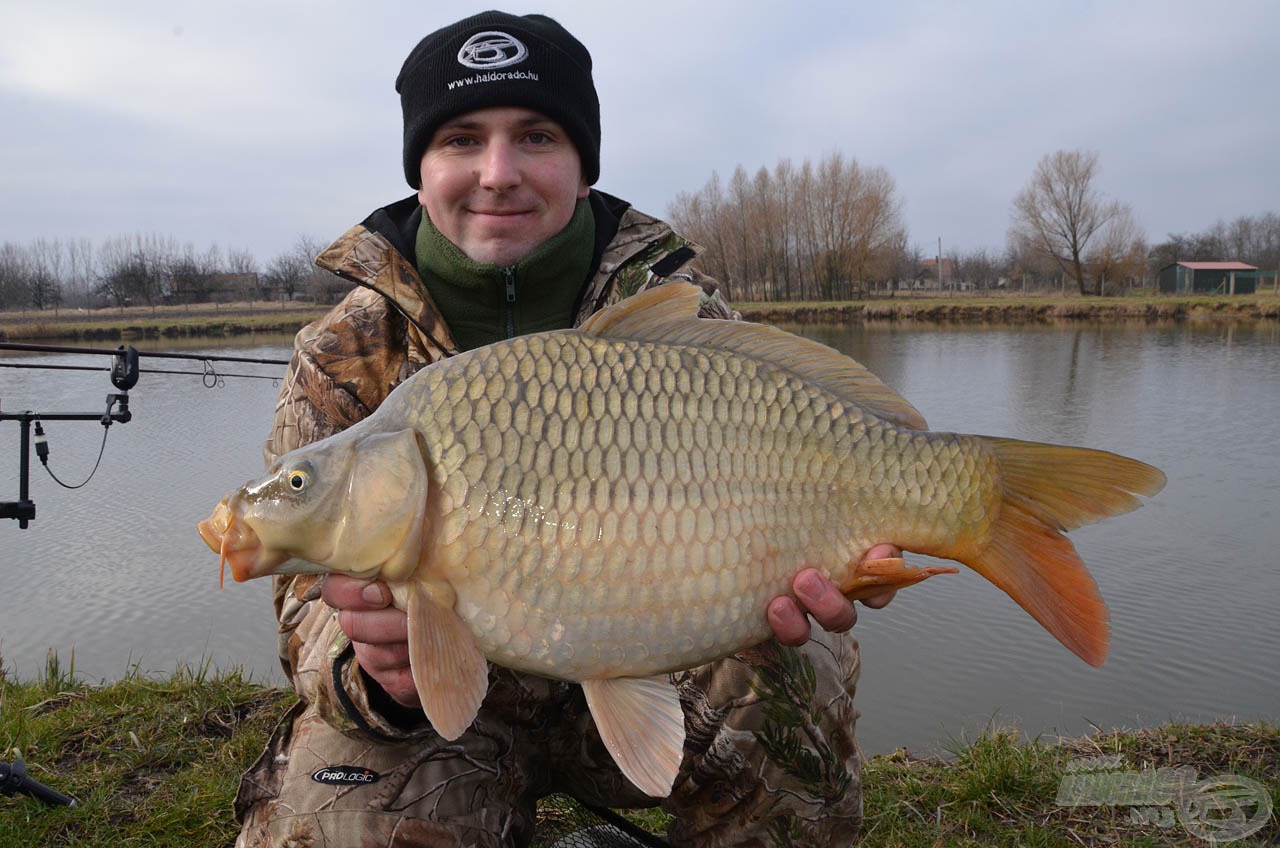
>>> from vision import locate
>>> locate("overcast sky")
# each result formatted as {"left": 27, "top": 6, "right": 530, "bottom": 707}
{"left": 2, "top": 0, "right": 1277, "bottom": 267}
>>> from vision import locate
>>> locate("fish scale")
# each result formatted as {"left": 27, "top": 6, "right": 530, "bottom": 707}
{"left": 199, "top": 282, "right": 1164, "bottom": 797}
{"left": 406, "top": 331, "right": 877, "bottom": 680}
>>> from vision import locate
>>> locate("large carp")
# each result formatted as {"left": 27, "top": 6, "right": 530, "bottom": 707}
{"left": 198, "top": 282, "right": 1164, "bottom": 796}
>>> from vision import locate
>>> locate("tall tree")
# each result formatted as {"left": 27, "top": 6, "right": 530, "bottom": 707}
{"left": 1087, "top": 204, "right": 1147, "bottom": 290}
{"left": 1009, "top": 149, "right": 1123, "bottom": 296}
{"left": 0, "top": 243, "right": 30, "bottom": 309}
{"left": 668, "top": 152, "right": 904, "bottom": 302}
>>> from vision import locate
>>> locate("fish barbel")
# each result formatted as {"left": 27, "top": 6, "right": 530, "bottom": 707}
{"left": 198, "top": 282, "right": 1164, "bottom": 796}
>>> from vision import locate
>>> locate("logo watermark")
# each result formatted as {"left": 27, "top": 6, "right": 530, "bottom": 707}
{"left": 1056, "top": 754, "right": 1272, "bottom": 843}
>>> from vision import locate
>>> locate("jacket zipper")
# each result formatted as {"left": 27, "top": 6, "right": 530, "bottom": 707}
{"left": 502, "top": 266, "right": 517, "bottom": 338}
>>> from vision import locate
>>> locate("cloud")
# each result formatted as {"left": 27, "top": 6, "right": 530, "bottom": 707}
{"left": 0, "top": 0, "right": 1277, "bottom": 264}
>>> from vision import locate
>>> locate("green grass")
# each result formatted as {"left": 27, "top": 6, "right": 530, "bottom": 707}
{"left": 3, "top": 657, "right": 1276, "bottom": 846}
{"left": 0, "top": 654, "right": 292, "bottom": 847}
{"left": 861, "top": 723, "right": 1279, "bottom": 847}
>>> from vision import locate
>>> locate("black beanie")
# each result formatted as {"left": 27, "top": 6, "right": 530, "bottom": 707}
{"left": 396, "top": 11, "right": 601, "bottom": 188}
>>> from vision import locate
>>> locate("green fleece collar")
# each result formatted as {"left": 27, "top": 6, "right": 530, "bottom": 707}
{"left": 415, "top": 199, "right": 595, "bottom": 351}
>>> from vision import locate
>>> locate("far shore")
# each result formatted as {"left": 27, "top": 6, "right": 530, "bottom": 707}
{"left": 1, "top": 291, "right": 1277, "bottom": 343}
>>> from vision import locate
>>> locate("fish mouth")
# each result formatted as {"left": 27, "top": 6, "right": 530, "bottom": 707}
{"left": 197, "top": 499, "right": 287, "bottom": 586}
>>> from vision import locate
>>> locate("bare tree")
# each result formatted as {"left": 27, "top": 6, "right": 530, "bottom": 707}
{"left": 668, "top": 152, "right": 905, "bottom": 302}
{"left": 96, "top": 233, "right": 178, "bottom": 309}
{"left": 846, "top": 165, "right": 905, "bottom": 294}
{"left": 226, "top": 249, "right": 256, "bottom": 275}
{"left": 263, "top": 239, "right": 318, "bottom": 302}
{"left": 804, "top": 153, "right": 905, "bottom": 299}
{"left": 1148, "top": 211, "right": 1280, "bottom": 281}
{"left": 167, "top": 242, "right": 227, "bottom": 304}
{"left": 0, "top": 243, "right": 31, "bottom": 310}
{"left": 1087, "top": 204, "right": 1147, "bottom": 291}
{"left": 27, "top": 268, "right": 61, "bottom": 310}
{"left": 772, "top": 158, "right": 798, "bottom": 299}
{"left": 292, "top": 235, "right": 347, "bottom": 304}
{"left": 1010, "top": 149, "right": 1123, "bottom": 296}
{"left": 887, "top": 238, "right": 923, "bottom": 292}
{"left": 27, "top": 238, "right": 66, "bottom": 311}
{"left": 65, "top": 237, "right": 97, "bottom": 308}
{"left": 667, "top": 171, "right": 733, "bottom": 285}
{"left": 794, "top": 159, "right": 819, "bottom": 298}
{"left": 955, "top": 247, "right": 1004, "bottom": 291}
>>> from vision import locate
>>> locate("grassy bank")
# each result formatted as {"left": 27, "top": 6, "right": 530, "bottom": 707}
{"left": 735, "top": 291, "right": 1280, "bottom": 324}
{"left": 2, "top": 292, "right": 1278, "bottom": 343}
{"left": 2, "top": 664, "right": 1275, "bottom": 846}
{"left": 0, "top": 302, "right": 327, "bottom": 343}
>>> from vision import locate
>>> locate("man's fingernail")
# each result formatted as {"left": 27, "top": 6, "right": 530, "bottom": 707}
{"left": 795, "top": 570, "right": 824, "bottom": 600}
{"left": 361, "top": 583, "right": 386, "bottom": 605}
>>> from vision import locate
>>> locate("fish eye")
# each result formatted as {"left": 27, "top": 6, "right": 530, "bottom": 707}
{"left": 286, "top": 468, "right": 310, "bottom": 492}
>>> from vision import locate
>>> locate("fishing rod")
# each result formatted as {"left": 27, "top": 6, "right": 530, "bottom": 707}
{"left": 1, "top": 343, "right": 288, "bottom": 527}
{"left": 0, "top": 341, "right": 290, "bottom": 365}
{"left": 0, "top": 361, "right": 283, "bottom": 384}
{"left": 0, "top": 342, "right": 289, "bottom": 386}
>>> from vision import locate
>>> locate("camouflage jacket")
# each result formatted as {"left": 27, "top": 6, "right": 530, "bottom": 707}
{"left": 264, "top": 190, "right": 738, "bottom": 739}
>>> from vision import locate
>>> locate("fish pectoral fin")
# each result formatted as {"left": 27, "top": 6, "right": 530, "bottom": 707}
{"left": 841, "top": 556, "right": 960, "bottom": 601}
{"left": 581, "top": 675, "right": 685, "bottom": 798}
{"left": 404, "top": 583, "right": 488, "bottom": 741}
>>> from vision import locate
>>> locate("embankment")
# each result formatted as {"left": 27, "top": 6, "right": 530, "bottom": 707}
{"left": 2, "top": 294, "right": 1278, "bottom": 344}
{"left": 0, "top": 304, "right": 327, "bottom": 343}
{"left": 737, "top": 294, "right": 1280, "bottom": 324}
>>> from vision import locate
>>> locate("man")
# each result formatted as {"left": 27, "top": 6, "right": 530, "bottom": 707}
{"left": 238, "top": 12, "right": 896, "bottom": 847}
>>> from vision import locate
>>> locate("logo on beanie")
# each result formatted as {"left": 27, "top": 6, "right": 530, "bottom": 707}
{"left": 457, "top": 31, "right": 529, "bottom": 69}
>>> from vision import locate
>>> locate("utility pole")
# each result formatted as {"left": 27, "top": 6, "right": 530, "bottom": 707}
{"left": 937, "top": 237, "right": 943, "bottom": 293}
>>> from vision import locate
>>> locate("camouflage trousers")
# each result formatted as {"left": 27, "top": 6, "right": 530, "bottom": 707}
{"left": 235, "top": 630, "right": 863, "bottom": 848}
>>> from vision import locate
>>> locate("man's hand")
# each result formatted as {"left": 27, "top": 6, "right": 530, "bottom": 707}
{"left": 767, "top": 544, "right": 900, "bottom": 647}
{"left": 323, "top": 575, "right": 421, "bottom": 709}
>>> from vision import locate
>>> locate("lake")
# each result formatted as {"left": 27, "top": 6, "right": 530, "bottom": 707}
{"left": 1, "top": 319, "right": 1277, "bottom": 756}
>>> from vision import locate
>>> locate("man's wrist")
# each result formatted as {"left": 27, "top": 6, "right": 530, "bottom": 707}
{"left": 333, "top": 644, "right": 432, "bottom": 740}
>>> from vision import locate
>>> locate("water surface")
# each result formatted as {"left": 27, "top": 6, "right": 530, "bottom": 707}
{"left": 1, "top": 321, "right": 1276, "bottom": 755}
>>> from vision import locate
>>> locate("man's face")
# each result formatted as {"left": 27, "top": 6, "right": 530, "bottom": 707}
{"left": 418, "top": 106, "right": 589, "bottom": 267}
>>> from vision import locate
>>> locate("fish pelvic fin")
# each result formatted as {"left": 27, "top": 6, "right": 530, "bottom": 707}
{"left": 963, "top": 438, "right": 1166, "bottom": 667}
{"left": 841, "top": 556, "right": 959, "bottom": 601}
{"left": 404, "top": 582, "right": 489, "bottom": 740}
{"left": 579, "top": 282, "right": 928, "bottom": 429}
{"left": 581, "top": 675, "right": 686, "bottom": 798}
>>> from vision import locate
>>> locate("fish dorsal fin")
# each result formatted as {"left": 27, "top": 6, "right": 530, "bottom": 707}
{"left": 581, "top": 676, "right": 685, "bottom": 797}
{"left": 579, "top": 283, "right": 927, "bottom": 429}
{"left": 403, "top": 581, "right": 488, "bottom": 740}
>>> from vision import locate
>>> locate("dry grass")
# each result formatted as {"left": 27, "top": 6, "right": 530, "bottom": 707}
{"left": 0, "top": 301, "right": 327, "bottom": 342}
{"left": 735, "top": 292, "right": 1280, "bottom": 324}
{"left": 4, "top": 655, "right": 1274, "bottom": 847}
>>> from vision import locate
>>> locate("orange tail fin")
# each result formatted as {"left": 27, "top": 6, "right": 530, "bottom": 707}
{"left": 962, "top": 438, "right": 1166, "bottom": 666}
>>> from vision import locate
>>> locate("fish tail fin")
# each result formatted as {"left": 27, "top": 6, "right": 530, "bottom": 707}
{"left": 960, "top": 437, "right": 1166, "bottom": 667}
